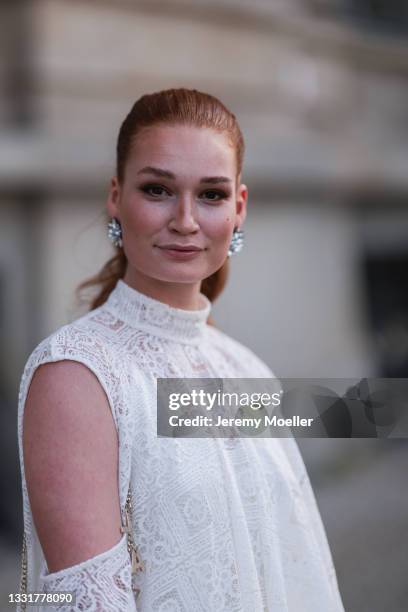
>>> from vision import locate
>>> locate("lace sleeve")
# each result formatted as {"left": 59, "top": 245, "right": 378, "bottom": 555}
{"left": 39, "top": 533, "right": 138, "bottom": 611}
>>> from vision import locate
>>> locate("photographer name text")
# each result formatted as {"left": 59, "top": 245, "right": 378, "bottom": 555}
{"left": 169, "top": 414, "right": 314, "bottom": 429}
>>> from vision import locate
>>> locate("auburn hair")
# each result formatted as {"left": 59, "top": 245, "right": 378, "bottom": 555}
{"left": 77, "top": 88, "right": 245, "bottom": 323}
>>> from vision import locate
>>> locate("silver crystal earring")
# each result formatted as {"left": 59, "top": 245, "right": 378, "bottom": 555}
{"left": 227, "top": 227, "right": 244, "bottom": 257}
{"left": 107, "top": 217, "right": 123, "bottom": 248}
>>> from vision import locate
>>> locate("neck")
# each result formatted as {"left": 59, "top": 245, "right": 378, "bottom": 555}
{"left": 123, "top": 268, "right": 204, "bottom": 311}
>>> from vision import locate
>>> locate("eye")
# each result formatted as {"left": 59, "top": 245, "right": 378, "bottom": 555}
{"left": 201, "top": 190, "right": 228, "bottom": 202}
{"left": 140, "top": 183, "right": 170, "bottom": 198}
{"left": 139, "top": 184, "right": 228, "bottom": 202}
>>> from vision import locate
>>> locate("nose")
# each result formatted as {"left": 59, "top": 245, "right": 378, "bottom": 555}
{"left": 168, "top": 194, "right": 200, "bottom": 234}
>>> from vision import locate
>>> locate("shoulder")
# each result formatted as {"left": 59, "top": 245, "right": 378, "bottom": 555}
{"left": 23, "top": 358, "right": 116, "bottom": 445}
{"left": 206, "top": 324, "right": 277, "bottom": 379}
{"left": 19, "top": 305, "right": 125, "bottom": 429}
{"left": 24, "top": 305, "right": 118, "bottom": 370}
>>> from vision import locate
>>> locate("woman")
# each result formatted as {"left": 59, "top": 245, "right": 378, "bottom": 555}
{"left": 17, "top": 88, "right": 345, "bottom": 611}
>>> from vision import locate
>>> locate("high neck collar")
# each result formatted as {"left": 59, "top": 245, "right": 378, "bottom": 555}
{"left": 105, "top": 279, "right": 212, "bottom": 344}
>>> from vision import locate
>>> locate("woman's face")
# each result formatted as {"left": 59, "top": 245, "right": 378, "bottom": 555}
{"left": 107, "top": 124, "right": 247, "bottom": 295}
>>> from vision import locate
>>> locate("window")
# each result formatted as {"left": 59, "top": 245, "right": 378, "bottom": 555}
{"left": 363, "top": 253, "right": 408, "bottom": 377}
{"left": 345, "top": 1, "right": 408, "bottom": 36}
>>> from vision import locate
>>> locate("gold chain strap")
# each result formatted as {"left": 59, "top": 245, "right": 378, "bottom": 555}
{"left": 19, "top": 531, "right": 28, "bottom": 611}
{"left": 120, "top": 485, "right": 145, "bottom": 599}
{"left": 18, "top": 486, "right": 144, "bottom": 608}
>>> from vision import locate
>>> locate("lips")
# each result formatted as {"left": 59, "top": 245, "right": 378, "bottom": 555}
{"left": 157, "top": 245, "right": 203, "bottom": 251}
{"left": 156, "top": 244, "right": 204, "bottom": 260}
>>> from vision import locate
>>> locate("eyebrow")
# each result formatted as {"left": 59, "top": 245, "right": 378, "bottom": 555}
{"left": 137, "top": 166, "right": 232, "bottom": 184}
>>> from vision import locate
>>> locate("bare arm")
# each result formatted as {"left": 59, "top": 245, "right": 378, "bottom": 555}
{"left": 23, "top": 359, "right": 122, "bottom": 573}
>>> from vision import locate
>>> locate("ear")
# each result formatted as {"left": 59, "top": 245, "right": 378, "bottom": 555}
{"left": 106, "top": 176, "right": 121, "bottom": 219}
{"left": 235, "top": 181, "right": 248, "bottom": 229}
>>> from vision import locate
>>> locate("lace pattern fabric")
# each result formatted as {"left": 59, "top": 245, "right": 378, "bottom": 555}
{"left": 40, "top": 535, "right": 137, "bottom": 611}
{"left": 17, "top": 280, "right": 345, "bottom": 611}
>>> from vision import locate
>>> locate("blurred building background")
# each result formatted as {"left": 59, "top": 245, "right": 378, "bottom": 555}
{"left": 1, "top": 1, "right": 407, "bottom": 610}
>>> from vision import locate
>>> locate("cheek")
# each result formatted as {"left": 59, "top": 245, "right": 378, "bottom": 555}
{"left": 123, "top": 201, "right": 165, "bottom": 235}
{"left": 203, "top": 212, "right": 234, "bottom": 241}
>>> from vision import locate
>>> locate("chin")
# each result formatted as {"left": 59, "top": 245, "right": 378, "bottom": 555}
{"left": 150, "top": 264, "right": 217, "bottom": 285}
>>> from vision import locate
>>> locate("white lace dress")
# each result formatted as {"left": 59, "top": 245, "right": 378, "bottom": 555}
{"left": 17, "top": 279, "right": 345, "bottom": 611}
